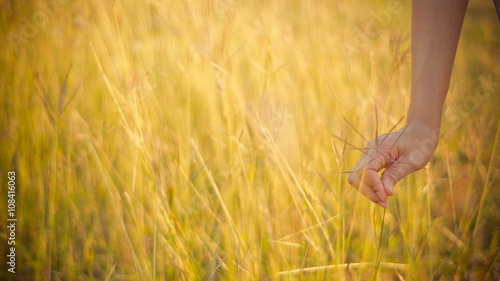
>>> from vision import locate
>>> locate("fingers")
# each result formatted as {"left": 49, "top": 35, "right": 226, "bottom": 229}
{"left": 361, "top": 169, "right": 388, "bottom": 202}
{"left": 348, "top": 170, "right": 388, "bottom": 207}
{"left": 348, "top": 154, "right": 390, "bottom": 208}
{"left": 351, "top": 148, "right": 379, "bottom": 172}
{"left": 381, "top": 156, "right": 419, "bottom": 196}
{"left": 346, "top": 124, "right": 438, "bottom": 206}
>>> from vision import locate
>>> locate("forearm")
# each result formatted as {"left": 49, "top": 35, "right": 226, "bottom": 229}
{"left": 408, "top": 0, "right": 468, "bottom": 130}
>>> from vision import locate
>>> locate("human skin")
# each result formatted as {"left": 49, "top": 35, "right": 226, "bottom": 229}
{"left": 348, "top": 0, "right": 469, "bottom": 208}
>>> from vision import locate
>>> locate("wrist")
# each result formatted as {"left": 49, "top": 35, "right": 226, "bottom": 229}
{"left": 405, "top": 118, "right": 441, "bottom": 143}
{"left": 406, "top": 116, "right": 441, "bottom": 131}
{"left": 407, "top": 98, "right": 444, "bottom": 131}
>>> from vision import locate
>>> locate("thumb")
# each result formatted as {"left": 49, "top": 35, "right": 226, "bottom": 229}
{"left": 381, "top": 160, "right": 415, "bottom": 196}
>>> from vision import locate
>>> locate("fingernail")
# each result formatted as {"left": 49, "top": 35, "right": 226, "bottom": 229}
{"left": 377, "top": 201, "right": 388, "bottom": 208}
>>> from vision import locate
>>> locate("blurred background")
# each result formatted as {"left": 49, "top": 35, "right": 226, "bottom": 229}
{"left": 0, "top": 0, "right": 499, "bottom": 280}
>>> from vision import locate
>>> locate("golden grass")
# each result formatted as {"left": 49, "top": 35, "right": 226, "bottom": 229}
{"left": 0, "top": 0, "right": 499, "bottom": 280}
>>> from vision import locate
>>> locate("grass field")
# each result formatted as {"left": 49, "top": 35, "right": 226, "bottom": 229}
{"left": 0, "top": 0, "right": 499, "bottom": 280}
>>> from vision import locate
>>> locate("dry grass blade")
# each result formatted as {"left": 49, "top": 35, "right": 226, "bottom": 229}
{"left": 386, "top": 159, "right": 418, "bottom": 167}
{"left": 342, "top": 115, "right": 371, "bottom": 145}
{"left": 34, "top": 71, "right": 55, "bottom": 126}
{"left": 336, "top": 114, "right": 419, "bottom": 174}
{"left": 340, "top": 168, "right": 370, "bottom": 174}
{"left": 379, "top": 115, "right": 405, "bottom": 146}
{"left": 58, "top": 67, "right": 71, "bottom": 117}
{"left": 104, "top": 263, "right": 117, "bottom": 281}
{"left": 206, "top": 255, "right": 228, "bottom": 280}
{"left": 341, "top": 160, "right": 420, "bottom": 174}
{"left": 389, "top": 119, "right": 412, "bottom": 153}
{"left": 190, "top": 139, "right": 246, "bottom": 250}
{"left": 276, "top": 215, "right": 339, "bottom": 241}
{"left": 331, "top": 137, "right": 343, "bottom": 162}
{"left": 317, "top": 171, "right": 337, "bottom": 197}
{"left": 331, "top": 133, "right": 374, "bottom": 160}
{"left": 275, "top": 262, "right": 408, "bottom": 276}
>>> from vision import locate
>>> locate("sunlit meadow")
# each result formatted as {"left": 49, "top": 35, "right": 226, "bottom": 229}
{"left": 0, "top": 0, "right": 499, "bottom": 280}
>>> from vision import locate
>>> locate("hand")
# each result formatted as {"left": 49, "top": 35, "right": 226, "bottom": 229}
{"left": 347, "top": 120, "right": 440, "bottom": 208}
